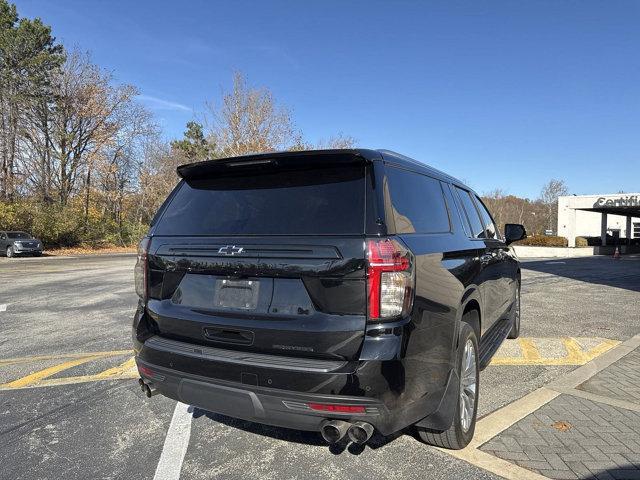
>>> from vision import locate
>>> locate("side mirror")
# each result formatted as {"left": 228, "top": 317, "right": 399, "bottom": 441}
{"left": 504, "top": 223, "right": 527, "bottom": 245}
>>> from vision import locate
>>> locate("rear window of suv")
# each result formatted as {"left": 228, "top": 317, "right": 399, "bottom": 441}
{"left": 155, "top": 164, "right": 366, "bottom": 236}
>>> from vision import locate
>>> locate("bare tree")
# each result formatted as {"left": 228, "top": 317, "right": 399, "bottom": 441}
{"left": 23, "top": 51, "right": 138, "bottom": 205}
{"left": 482, "top": 189, "right": 506, "bottom": 229}
{"left": 198, "top": 72, "right": 356, "bottom": 157}
{"left": 206, "top": 72, "right": 298, "bottom": 156}
{"left": 94, "top": 98, "right": 157, "bottom": 236}
{"left": 137, "top": 138, "right": 184, "bottom": 223}
{"left": 540, "top": 179, "right": 569, "bottom": 232}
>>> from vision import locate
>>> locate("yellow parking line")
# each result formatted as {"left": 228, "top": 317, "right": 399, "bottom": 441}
{"left": 491, "top": 357, "right": 594, "bottom": 366}
{"left": 30, "top": 371, "right": 140, "bottom": 389}
{"left": 585, "top": 339, "right": 619, "bottom": 360}
{"left": 562, "top": 337, "right": 588, "bottom": 364}
{"left": 491, "top": 337, "right": 620, "bottom": 366}
{"left": 518, "top": 338, "right": 542, "bottom": 361}
{"left": 0, "top": 353, "right": 140, "bottom": 391}
{"left": 1, "top": 355, "right": 105, "bottom": 389}
{"left": 0, "top": 350, "right": 132, "bottom": 367}
{"left": 94, "top": 357, "right": 137, "bottom": 378}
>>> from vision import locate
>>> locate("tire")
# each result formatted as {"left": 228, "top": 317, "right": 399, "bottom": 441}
{"left": 507, "top": 282, "right": 521, "bottom": 339}
{"left": 6, "top": 246, "right": 14, "bottom": 258}
{"left": 417, "top": 320, "right": 479, "bottom": 450}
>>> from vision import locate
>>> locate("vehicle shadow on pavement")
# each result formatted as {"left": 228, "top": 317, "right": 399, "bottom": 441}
{"left": 192, "top": 407, "right": 406, "bottom": 455}
{"left": 591, "top": 466, "right": 640, "bottom": 480}
{"left": 522, "top": 256, "right": 640, "bottom": 292}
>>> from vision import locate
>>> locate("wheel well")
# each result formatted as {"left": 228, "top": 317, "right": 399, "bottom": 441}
{"left": 462, "top": 300, "right": 481, "bottom": 338}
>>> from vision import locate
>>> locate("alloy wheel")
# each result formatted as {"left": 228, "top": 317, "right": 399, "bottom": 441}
{"left": 514, "top": 288, "right": 521, "bottom": 331}
{"left": 459, "top": 338, "right": 477, "bottom": 433}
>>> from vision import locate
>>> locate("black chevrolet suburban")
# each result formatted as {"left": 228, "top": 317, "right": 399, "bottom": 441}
{"left": 133, "top": 149, "right": 526, "bottom": 449}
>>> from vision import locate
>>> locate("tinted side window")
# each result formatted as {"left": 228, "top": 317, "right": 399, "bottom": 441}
{"left": 447, "top": 184, "right": 472, "bottom": 236}
{"left": 474, "top": 196, "right": 499, "bottom": 239}
{"left": 386, "top": 167, "right": 450, "bottom": 234}
{"left": 455, "top": 187, "right": 485, "bottom": 239}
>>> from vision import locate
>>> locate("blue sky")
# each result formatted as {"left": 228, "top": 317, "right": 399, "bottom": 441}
{"left": 15, "top": 0, "right": 640, "bottom": 198}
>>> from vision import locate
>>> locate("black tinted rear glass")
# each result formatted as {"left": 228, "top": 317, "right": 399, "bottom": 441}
{"left": 386, "top": 167, "right": 450, "bottom": 234}
{"left": 155, "top": 165, "right": 366, "bottom": 235}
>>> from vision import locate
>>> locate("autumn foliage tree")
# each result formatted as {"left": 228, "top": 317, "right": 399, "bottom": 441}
{"left": 0, "top": 0, "right": 565, "bottom": 250}
{"left": 0, "top": 1, "right": 358, "bottom": 247}
{"left": 0, "top": 0, "right": 579, "bottom": 251}
{"left": 170, "top": 73, "right": 355, "bottom": 162}
{"left": 481, "top": 189, "right": 549, "bottom": 236}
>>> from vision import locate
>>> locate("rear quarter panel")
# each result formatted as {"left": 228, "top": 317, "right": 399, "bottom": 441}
{"left": 370, "top": 158, "right": 486, "bottom": 409}
{"left": 397, "top": 233, "right": 482, "bottom": 403}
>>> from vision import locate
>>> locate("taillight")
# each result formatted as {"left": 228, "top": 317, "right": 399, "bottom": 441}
{"left": 138, "top": 365, "right": 154, "bottom": 377}
{"left": 134, "top": 237, "right": 150, "bottom": 300}
{"left": 366, "top": 238, "right": 414, "bottom": 320}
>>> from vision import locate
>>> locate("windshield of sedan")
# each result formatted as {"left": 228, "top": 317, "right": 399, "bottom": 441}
{"left": 6, "top": 232, "right": 32, "bottom": 239}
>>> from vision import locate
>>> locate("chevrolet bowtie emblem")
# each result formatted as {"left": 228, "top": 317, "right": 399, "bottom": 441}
{"left": 218, "top": 245, "right": 244, "bottom": 255}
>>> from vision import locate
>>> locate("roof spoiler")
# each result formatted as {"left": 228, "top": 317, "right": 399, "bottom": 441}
{"left": 176, "top": 149, "right": 378, "bottom": 180}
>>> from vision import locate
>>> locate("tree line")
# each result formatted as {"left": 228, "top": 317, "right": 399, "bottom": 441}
{"left": 0, "top": 0, "right": 354, "bottom": 247}
{"left": 0, "top": 0, "right": 567, "bottom": 248}
{"left": 483, "top": 179, "right": 569, "bottom": 237}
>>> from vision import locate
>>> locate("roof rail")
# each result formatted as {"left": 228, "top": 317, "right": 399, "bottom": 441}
{"left": 377, "top": 149, "right": 460, "bottom": 185}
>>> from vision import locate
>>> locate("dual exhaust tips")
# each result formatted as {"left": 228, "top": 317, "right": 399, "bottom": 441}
{"left": 320, "top": 419, "right": 374, "bottom": 445}
{"left": 139, "top": 377, "right": 372, "bottom": 444}
{"left": 138, "top": 378, "right": 158, "bottom": 398}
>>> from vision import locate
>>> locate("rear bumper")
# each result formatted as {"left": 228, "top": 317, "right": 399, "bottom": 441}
{"left": 134, "top": 334, "right": 458, "bottom": 436}
{"left": 136, "top": 357, "right": 389, "bottom": 433}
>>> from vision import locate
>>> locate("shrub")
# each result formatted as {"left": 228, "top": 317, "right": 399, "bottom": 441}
{"left": 515, "top": 235, "right": 568, "bottom": 247}
{"left": 575, "top": 236, "right": 588, "bottom": 247}
{"left": 0, "top": 199, "right": 146, "bottom": 248}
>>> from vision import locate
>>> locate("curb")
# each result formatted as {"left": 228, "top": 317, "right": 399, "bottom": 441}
{"left": 545, "top": 333, "right": 640, "bottom": 390}
{"left": 441, "top": 333, "right": 640, "bottom": 480}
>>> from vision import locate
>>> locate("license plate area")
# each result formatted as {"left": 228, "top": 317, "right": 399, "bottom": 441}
{"left": 213, "top": 279, "right": 260, "bottom": 310}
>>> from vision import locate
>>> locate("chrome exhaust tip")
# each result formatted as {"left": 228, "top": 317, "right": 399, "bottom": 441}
{"left": 347, "top": 421, "right": 374, "bottom": 444}
{"left": 144, "top": 383, "right": 158, "bottom": 397}
{"left": 320, "top": 419, "right": 350, "bottom": 444}
{"left": 139, "top": 379, "right": 158, "bottom": 398}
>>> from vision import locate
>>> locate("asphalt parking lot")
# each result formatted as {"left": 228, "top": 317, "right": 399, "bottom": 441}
{"left": 0, "top": 254, "right": 638, "bottom": 480}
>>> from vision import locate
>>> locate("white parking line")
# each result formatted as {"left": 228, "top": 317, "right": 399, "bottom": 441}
{"left": 0, "top": 304, "right": 7, "bottom": 312}
{"left": 153, "top": 402, "right": 194, "bottom": 480}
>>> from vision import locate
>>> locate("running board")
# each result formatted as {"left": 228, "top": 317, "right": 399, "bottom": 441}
{"left": 478, "top": 318, "right": 512, "bottom": 370}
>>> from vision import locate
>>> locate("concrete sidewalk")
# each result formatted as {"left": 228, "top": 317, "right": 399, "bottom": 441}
{"left": 446, "top": 335, "right": 640, "bottom": 480}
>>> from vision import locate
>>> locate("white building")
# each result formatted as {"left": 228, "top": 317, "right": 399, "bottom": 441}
{"left": 557, "top": 193, "right": 640, "bottom": 250}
